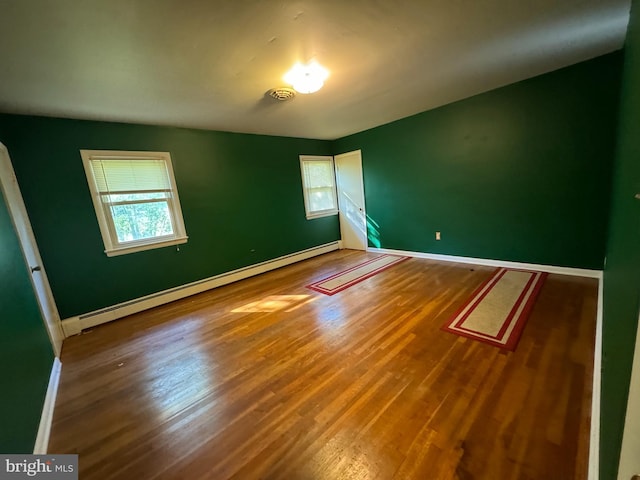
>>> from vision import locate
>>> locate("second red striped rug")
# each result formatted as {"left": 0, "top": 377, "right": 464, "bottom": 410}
{"left": 307, "top": 254, "right": 408, "bottom": 296}
{"left": 441, "top": 267, "right": 548, "bottom": 351}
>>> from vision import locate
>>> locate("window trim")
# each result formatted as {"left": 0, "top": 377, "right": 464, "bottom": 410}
{"left": 299, "top": 155, "right": 339, "bottom": 220}
{"left": 80, "top": 149, "right": 188, "bottom": 257}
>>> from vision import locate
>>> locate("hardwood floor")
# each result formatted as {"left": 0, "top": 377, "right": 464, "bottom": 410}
{"left": 49, "top": 250, "right": 598, "bottom": 479}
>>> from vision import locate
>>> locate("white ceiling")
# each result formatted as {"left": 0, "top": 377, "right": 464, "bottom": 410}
{"left": 0, "top": 0, "right": 631, "bottom": 140}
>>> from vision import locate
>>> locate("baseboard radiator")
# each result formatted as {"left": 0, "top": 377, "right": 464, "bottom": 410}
{"left": 61, "top": 241, "right": 340, "bottom": 336}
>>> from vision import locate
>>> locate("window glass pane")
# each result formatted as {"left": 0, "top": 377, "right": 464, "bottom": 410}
{"left": 110, "top": 201, "right": 174, "bottom": 243}
{"left": 308, "top": 187, "right": 336, "bottom": 212}
{"left": 305, "top": 161, "right": 334, "bottom": 188}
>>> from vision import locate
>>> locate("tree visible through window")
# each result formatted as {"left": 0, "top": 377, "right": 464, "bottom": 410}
{"left": 80, "top": 150, "right": 188, "bottom": 256}
{"left": 109, "top": 192, "right": 173, "bottom": 243}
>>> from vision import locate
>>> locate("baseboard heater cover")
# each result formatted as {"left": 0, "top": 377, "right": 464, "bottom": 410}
{"left": 62, "top": 241, "right": 339, "bottom": 336}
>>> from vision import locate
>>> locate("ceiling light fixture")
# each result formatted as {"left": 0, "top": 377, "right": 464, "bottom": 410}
{"left": 283, "top": 61, "right": 329, "bottom": 94}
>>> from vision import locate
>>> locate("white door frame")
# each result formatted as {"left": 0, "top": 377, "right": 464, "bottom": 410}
{"left": 335, "top": 150, "right": 367, "bottom": 251}
{"left": 617, "top": 308, "right": 640, "bottom": 480}
{"left": 0, "top": 143, "right": 64, "bottom": 356}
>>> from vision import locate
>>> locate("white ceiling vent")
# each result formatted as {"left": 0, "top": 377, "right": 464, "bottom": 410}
{"left": 268, "top": 87, "right": 296, "bottom": 101}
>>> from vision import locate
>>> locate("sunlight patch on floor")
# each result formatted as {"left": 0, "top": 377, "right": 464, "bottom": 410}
{"left": 231, "top": 294, "right": 316, "bottom": 313}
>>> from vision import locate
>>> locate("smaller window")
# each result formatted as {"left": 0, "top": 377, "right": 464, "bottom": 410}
{"left": 80, "top": 150, "right": 188, "bottom": 256}
{"left": 299, "top": 155, "right": 339, "bottom": 219}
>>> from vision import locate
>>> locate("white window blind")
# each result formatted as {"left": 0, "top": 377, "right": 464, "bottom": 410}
{"left": 299, "top": 155, "right": 338, "bottom": 219}
{"left": 90, "top": 158, "right": 171, "bottom": 193}
{"left": 81, "top": 150, "right": 188, "bottom": 256}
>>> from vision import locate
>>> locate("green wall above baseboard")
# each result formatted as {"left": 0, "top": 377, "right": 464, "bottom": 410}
{"left": 333, "top": 52, "right": 623, "bottom": 270}
{"left": 0, "top": 116, "right": 339, "bottom": 318}
{"left": 601, "top": 0, "right": 640, "bottom": 477}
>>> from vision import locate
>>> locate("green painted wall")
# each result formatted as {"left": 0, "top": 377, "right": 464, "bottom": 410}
{"left": 0, "top": 116, "right": 339, "bottom": 318}
{"left": 333, "top": 53, "right": 622, "bottom": 270}
{"left": 601, "top": 1, "right": 640, "bottom": 478}
{"left": 0, "top": 187, "right": 52, "bottom": 452}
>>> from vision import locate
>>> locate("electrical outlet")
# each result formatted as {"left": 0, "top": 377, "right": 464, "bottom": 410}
{"left": 435, "top": 231, "right": 441, "bottom": 240}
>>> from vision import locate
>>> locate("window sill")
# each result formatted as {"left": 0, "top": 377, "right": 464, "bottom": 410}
{"left": 105, "top": 236, "right": 188, "bottom": 257}
{"left": 306, "top": 210, "right": 339, "bottom": 220}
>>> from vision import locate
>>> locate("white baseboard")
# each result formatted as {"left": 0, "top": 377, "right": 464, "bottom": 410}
{"left": 588, "top": 275, "right": 603, "bottom": 480}
{"left": 61, "top": 316, "right": 81, "bottom": 337}
{"left": 61, "top": 241, "right": 340, "bottom": 335}
{"left": 33, "top": 357, "right": 61, "bottom": 455}
{"left": 368, "top": 247, "right": 602, "bottom": 278}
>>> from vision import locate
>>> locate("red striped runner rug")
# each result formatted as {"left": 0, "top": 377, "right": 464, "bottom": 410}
{"left": 306, "top": 255, "right": 409, "bottom": 296}
{"left": 441, "top": 268, "right": 548, "bottom": 351}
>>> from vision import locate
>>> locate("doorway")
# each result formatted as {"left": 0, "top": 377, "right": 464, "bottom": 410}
{"left": 335, "top": 150, "right": 367, "bottom": 251}
{"left": 617, "top": 308, "right": 640, "bottom": 480}
{"left": 0, "top": 143, "right": 64, "bottom": 356}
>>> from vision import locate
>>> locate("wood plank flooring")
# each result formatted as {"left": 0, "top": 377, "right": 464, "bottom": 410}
{"left": 48, "top": 250, "right": 598, "bottom": 479}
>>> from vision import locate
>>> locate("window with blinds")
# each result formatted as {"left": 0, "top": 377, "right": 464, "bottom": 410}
{"left": 80, "top": 150, "right": 188, "bottom": 256}
{"left": 299, "top": 155, "right": 338, "bottom": 219}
